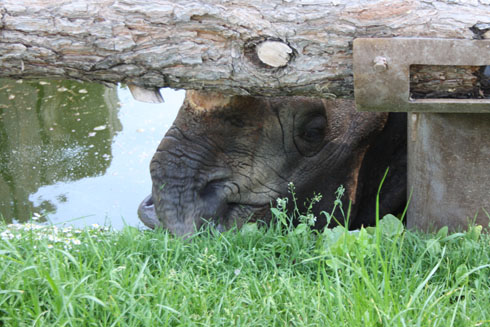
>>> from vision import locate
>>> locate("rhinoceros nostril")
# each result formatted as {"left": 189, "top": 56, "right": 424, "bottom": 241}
{"left": 199, "top": 179, "right": 227, "bottom": 200}
{"left": 197, "top": 179, "right": 231, "bottom": 220}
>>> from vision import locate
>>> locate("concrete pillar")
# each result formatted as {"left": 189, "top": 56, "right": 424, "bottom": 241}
{"left": 408, "top": 113, "right": 490, "bottom": 231}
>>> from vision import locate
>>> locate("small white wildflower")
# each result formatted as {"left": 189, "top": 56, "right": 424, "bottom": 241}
{"left": 72, "top": 239, "right": 81, "bottom": 245}
{"left": 47, "top": 235, "right": 61, "bottom": 243}
{"left": 234, "top": 269, "right": 241, "bottom": 276}
{"left": 47, "top": 244, "right": 53, "bottom": 249}
{"left": 1, "top": 231, "right": 14, "bottom": 240}
{"left": 276, "top": 197, "right": 288, "bottom": 211}
{"left": 305, "top": 213, "right": 317, "bottom": 226}
{"left": 91, "top": 223, "right": 100, "bottom": 229}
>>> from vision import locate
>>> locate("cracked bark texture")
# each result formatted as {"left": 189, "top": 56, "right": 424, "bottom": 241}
{"left": 1, "top": 0, "right": 489, "bottom": 97}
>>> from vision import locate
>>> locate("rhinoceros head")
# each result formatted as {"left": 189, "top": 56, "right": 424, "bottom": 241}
{"left": 138, "top": 91, "right": 406, "bottom": 236}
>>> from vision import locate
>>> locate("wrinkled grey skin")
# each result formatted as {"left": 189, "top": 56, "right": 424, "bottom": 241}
{"left": 139, "top": 91, "right": 406, "bottom": 236}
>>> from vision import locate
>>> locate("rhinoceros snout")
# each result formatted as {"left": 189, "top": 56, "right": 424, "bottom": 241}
{"left": 137, "top": 194, "right": 162, "bottom": 229}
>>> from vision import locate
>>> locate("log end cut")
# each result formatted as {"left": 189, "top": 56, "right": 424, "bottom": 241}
{"left": 256, "top": 41, "right": 293, "bottom": 68}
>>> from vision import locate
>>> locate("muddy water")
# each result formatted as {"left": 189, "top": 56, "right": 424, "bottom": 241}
{"left": 0, "top": 79, "right": 184, "bottom": 229}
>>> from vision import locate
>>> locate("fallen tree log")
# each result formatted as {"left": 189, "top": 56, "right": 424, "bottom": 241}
{"left": 1, "top": 0, "right": 489, "bottom": 98}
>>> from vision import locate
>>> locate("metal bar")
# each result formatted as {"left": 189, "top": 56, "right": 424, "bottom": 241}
{"left": 354, "top": 38, "right": 490, "bottom": 113}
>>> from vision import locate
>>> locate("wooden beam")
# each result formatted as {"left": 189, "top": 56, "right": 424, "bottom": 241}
{"left": 1, "top": 0, "right": 489, "bottom": 97}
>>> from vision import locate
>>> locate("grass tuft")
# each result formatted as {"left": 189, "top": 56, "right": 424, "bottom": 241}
{"left": 1, "top": 197, "right": 489, "bottom": 326}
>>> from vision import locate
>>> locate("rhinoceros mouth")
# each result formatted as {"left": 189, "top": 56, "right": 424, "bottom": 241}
{"left": 227, "top": 201, "right": 268, "bottom": 211}
{"left": 138, "top": 189, "right": 270, "bottom": 233}
{"left": 223, "top": 201, "right": 270, "bottom": 225}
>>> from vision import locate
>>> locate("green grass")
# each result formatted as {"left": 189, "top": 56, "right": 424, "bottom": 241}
{"left": 1, "top": 215, "right": 489, "bottom": 326}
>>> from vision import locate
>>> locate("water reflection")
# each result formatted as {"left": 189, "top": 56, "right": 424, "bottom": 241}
{"left": 0, "top": 79, "right": 183, "bottom": 228}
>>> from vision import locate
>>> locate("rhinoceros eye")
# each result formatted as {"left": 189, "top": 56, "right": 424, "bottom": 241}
{"left": 301, "top": 116, "right": 326, "bottom": 142}
{"left": 294, "top": 114, "right": 327, "bottom": 157}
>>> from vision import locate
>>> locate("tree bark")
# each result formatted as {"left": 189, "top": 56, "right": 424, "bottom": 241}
{"left": 1, "top": 0, "right": 489, "bottom": 97}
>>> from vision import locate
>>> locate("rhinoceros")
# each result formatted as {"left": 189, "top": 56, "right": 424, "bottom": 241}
{"left": 138, "top": 91, "right": 406, "bottom": 235}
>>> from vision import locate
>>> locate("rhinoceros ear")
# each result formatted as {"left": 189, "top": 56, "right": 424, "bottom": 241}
{"left": 186, "top": 90, "right": 233, "bottom": 112}
{"left": 293, "top": 112, "right": 327, "bottom": 157}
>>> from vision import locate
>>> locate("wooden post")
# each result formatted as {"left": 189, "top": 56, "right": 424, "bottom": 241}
{"left": 408, "top": 113, "right": 490, "bottom": 231}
